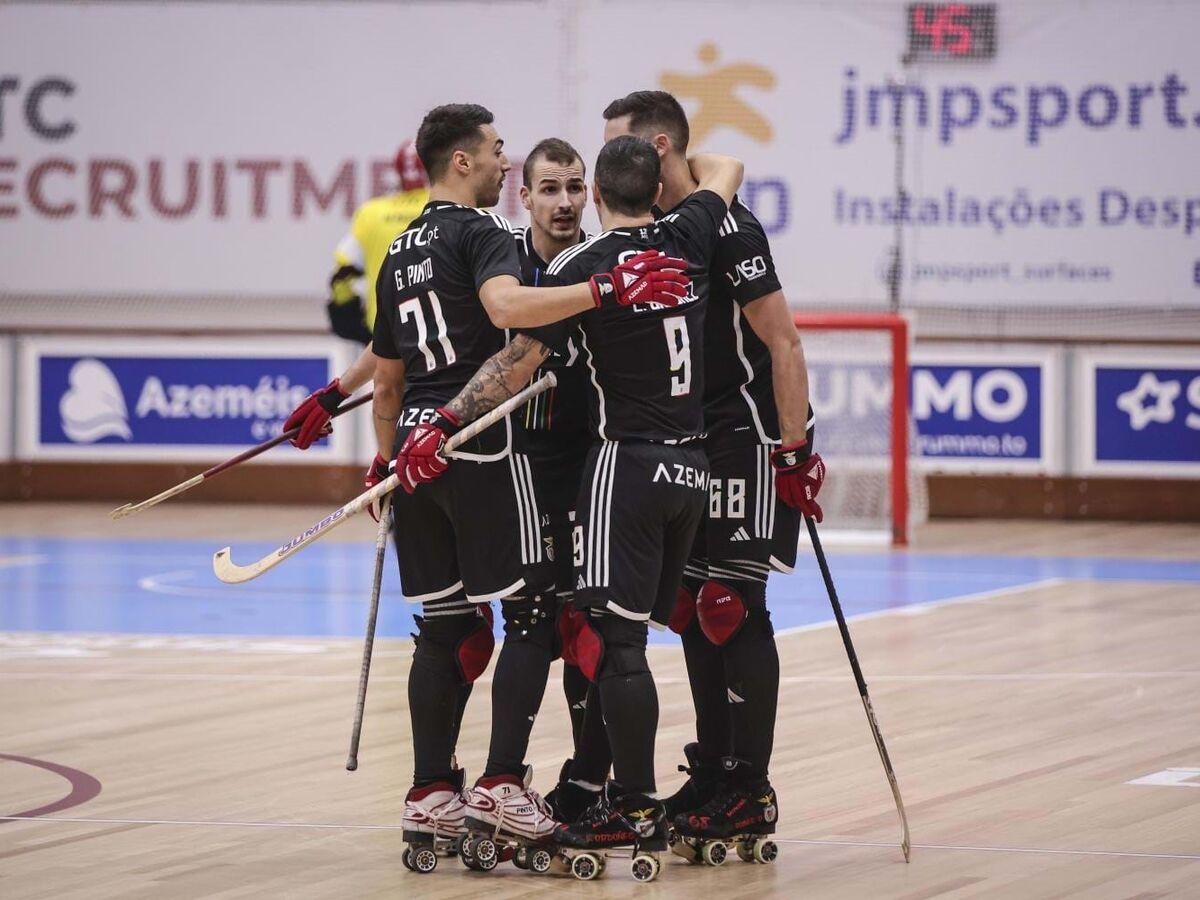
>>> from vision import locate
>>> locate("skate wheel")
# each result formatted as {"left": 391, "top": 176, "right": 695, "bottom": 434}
{"left": 736, "top": 841, "right": 755, "bottom": 863}
{"left": 459, "top": 837, "right": 478, "bottom": 869}
{"left": 529, "top": 848, "right": 553, "bottom": 874}
{"left": 475, "top": 838, "right": 499, "bottom": 871}
{"left": 512, "top": 846, "right": 529, "bottom": 870}
{"left": 630, "top": 853, "right": 660, "bottom": 883}
{"left": 412, "top": 847, "right": 438, "bottom": 873}
{"left": 402, "top": 847, "right": 415, "bottom": 871}
{"left": 571, "top": 852, "right": 601, "bottom": 881}
{"left": 701, "top": 840, "right": 727, "bottom": 866}
{"left": 753, "top": 838, "right": 778, "bottom": 864}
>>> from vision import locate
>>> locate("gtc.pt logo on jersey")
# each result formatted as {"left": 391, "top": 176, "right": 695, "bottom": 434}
{"left": 39, "top": 356, "right": 330, "bottom": 446}
{"left": 1096, "top": 367, "right": 1200, "bottom": 464}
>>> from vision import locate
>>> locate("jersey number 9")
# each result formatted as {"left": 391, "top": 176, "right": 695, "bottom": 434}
{"left": 663, "top": 316, "right": 692, "bottom": 397}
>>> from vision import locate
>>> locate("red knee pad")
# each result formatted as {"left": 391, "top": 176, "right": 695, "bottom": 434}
{"left": 572, "top": 613, "right": 605, "bottom": 683}
{"left": 558, "top": 601, "right": 585, "bottom": 666}
{"left": 456, "top": 604, "right": 495, "bottom": 683}
{"left": 696, "top": 580, "right": 747, "bottom": 646}
{"left": 668, "top": 586, "right": 696, "bottom": 634}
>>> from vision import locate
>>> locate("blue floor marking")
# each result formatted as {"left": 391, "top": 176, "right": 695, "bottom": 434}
{"left": 2, "top": 536, "right": 1198, "bottom": 643}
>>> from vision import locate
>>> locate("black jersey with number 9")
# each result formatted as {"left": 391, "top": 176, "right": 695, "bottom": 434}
{"left": 531, "top": 190, "right": 727, "bottom": 444}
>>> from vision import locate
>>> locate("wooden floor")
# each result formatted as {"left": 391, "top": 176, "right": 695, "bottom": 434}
{"left": 3, "top": 507, "right": 1200, "bottom": 898}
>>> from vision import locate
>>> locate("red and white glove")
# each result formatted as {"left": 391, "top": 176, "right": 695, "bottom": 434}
{"left": 770, "top": 441, "right": 826, "bottom": 522}
{"left": 394, "top": 408, "right": 462, "bottom": 494}
{"left": 588, "top": 250, "right": 691, "bottom": 309}
{"left": 364, "top": 453, "right": 392, "bottom": 523}
{"left": 283, "top": 378, "right": 349, "bottom": 449}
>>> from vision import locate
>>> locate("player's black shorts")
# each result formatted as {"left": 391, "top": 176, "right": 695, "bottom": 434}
{"left": 573, "top": 441, "right": 708, "bottom": 628}
{"left": 391, "top": 441, "right": 543, "bottom": 605}
{"left": 526, "top": 437, "right": 589, "bottom": 600}
{"left": 691, "top": 441, "right": 803, "bottom": 574}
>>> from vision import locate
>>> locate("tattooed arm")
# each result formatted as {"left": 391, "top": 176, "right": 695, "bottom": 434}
{"left": 443, "top": 334, "right": 552, "bottom": 422}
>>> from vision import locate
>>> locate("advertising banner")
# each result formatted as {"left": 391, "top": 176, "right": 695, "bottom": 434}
{"left": 16, "top": 336, "right": 358, "bottom": 462}
{"left": 1075, "top": 347, "right": 1200, "bottom": 476}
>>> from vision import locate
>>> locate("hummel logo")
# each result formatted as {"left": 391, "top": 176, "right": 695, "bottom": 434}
{"left": 730, "top": 526, "right": 751, "bottom": 542}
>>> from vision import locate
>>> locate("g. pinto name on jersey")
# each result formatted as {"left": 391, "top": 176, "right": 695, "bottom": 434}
{"left": 652, "top": 461, "right": 710, "bottom": 491}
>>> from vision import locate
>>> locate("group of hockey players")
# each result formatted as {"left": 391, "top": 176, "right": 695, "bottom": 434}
{"left": 283, "top": 91, "right": 826, "bottom": 882}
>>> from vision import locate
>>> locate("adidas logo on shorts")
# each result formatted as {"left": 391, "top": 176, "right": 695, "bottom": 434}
{"left": 730, "top": 526, "right": 751, "bottom": 542}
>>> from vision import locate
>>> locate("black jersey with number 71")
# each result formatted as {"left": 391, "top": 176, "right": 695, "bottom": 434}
{"left": 528, "top": 190, "right": 727, "bottom": 444}
{"left": 371, "top": 201, "right": 522, "bottom": 410}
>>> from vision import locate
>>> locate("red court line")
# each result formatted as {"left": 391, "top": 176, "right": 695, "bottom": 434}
{"left": 0, "top": 753, "right": 102, "bottom": 822}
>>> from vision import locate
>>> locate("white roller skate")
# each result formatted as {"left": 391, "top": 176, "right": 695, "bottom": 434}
{"left": 460, "top": 765, "right": 559, "bottom": 873}
{"left": 401, "top": 771, "right": 469, "bottom": 874}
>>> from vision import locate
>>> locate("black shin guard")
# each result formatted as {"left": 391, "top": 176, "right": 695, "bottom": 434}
{"left": 562, "top": 662, "right": 591, "bottom": 747}
{"left": 569, "top": 681, "right": 613, "bottom": 786}
{"left": 482, "top": 596, "right": 556, "bottom": 777}
{"left": 722, "top": 592, "right": 779, "bottom": 776}
{"left": 409, "top": 608, "right": 479, "bottom": 785}
{"left": 591, "top": 614, "right": 658, "bottom": 795}
{"left": 679, "top": 574, "right": 732, "bottom": 761}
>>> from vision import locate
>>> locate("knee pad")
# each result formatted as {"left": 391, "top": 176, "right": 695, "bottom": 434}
{"left": 696, "top": 580, "right": 749, "bottom": 646}
{"left": 558, "top": 601, "right": 586, "bottom": 666}
{"left": 455, "top": 604, "right": 495, "bottom": 684}
{"left": 501, "top": 595, "right": 557, "bottom": 653}
{"left": 668, "top": 586, "right": 696, "bottom": 635}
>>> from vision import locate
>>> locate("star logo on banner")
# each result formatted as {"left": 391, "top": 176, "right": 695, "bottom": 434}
{"left": 1116, "top": 372, "right": 1181, "bottom": 431}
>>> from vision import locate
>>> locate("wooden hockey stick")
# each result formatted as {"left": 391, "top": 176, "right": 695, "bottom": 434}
{"left": 109, "top": 392, "right": 374, "bottom": 520}
{"left": 806, "top": 516, "right": 912, "bottom": 862}
{"left": 346, "top": 495, "right": 391, "bottom": 771}
{"left": 212, "top": 372, "right": 556, "bottom": 584}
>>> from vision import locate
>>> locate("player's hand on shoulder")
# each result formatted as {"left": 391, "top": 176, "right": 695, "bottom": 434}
{"left": 363, "top": 453, "right": 393, "bottom": 522}
{"left": 284, "top": 378, "right": 349, "bottom": 449}
{"left": 394, "top": 408, "right": 463, "bottom": 494}
{"left": 770, "top": 441, "right": 826, "bottom": 522}
{"left": 588, "top": 250, "right": 691, "bottom": 309}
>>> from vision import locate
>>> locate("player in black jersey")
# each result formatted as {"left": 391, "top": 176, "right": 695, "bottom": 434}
{"left": 371, "top": 105, "right": 692, "bottom": 861}
{"left": 533, "top": 136, "right": 743, "bottom": 864}
{"left": 603, "top": 92, "right": 827, "bottom": 855}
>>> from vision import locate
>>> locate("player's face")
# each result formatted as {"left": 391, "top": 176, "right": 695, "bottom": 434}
{"left": 472, "top": 123, "right": 510, "bottom": 208}
{"left": 522, "top": 158, "right": 587, "bottom": 243}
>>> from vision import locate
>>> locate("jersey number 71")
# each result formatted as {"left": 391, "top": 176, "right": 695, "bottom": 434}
{"left": 398, "top": 291, "right": 457, "bottom": 372}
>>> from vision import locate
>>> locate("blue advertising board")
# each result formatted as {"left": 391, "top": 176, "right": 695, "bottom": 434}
{"left": 1078, "top": 349, "right": 1200, "bottom": 475}
{"left": 18, "top": 337, "right": 357, "bottom": 462}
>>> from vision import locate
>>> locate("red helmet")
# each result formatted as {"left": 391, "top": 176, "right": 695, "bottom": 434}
{"left": 394, "top": 139, "right": 427, "bottom": 192}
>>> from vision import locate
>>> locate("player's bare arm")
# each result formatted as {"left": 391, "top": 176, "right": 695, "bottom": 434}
{"left": 479, "top": 274, "right": 595, "bottom": 328}
{"left": 443, "top": 334, "right": 552, "bottom": 422}
{"left": 742, "top": 290, "right": 812, "bottom": 446}
{"left": 340, "top": 345, "right": 378, "bottom": 395}
{"left": 687, "top": 153, "right": 744, "bottom": 208}
{"left": 372, "top": 355, "right": 407, "bottom": 457}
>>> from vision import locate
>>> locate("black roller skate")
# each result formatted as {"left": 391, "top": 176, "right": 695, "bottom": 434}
{"left": 401, "top": 769, "right": 469, "bottom": 874}
{"left": 662, "top": 742, "right": 722, "bottom": 820}
{"left": 551, "top": 782, "right": 667, "bottom": 882}
{"left": 669, "top": 758, "right": 779, "bottom": 866}
{"left": 544, "top": 758, "right": 603, "bottom": 825}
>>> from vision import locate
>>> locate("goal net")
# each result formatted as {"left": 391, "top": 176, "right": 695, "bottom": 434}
{"left": 795, "top": 313, "right": 926, "bottom": 545}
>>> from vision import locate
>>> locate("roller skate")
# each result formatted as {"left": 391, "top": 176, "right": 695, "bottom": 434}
{"left": 551, "top": 782, "right": 667, "bottom": 882}
{"left": 460, "top": 765, "right": 559, "bottom": 874}
{"left": 669, "top": 759, "right": 779, "bottom": 867}
{"left": 401, "top": 769, "right": 469, "bottom": 874}
{"left": 662, "top": 742, "right": 722, "bottom": 819}
{"left": 544, "top": 757, "right": 603, "bottom": 824}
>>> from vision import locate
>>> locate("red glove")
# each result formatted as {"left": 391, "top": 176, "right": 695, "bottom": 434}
{"left": 364, "top": 453, "right": 392, "bottom": 522}
{"left": 283, "top": 378, "right": 349, "bottom": 449}
{"left": 589, "top": 250, "right": 691, "bottom": 308}
{"left": 770, "top": 442, "right": 826, "bottom": 522}
{"left": 394, "top": 408, "right": 462, "bottom": 494}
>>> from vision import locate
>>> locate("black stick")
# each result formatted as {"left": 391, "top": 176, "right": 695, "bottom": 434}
{"left": 346, "top": 497, "right": 391, "bottom": 771}
{"left": 806, "top": 516, "right": 911, "bottom": 862}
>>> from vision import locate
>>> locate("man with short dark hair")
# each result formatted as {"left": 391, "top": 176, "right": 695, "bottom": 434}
{"left": 603, "top": 90, "right": 826, "bottom": 853}
{"left": 373, "top": 105, "right": 690, "bottom": 863}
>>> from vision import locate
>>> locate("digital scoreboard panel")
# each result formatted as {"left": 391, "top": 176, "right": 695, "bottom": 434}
{"left": 906, "top": 3, "right": 997, "bottom": 61}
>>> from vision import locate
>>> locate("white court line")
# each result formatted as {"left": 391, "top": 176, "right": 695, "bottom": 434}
{"left": 775, "top": 577, "right": 1068, "bottom": 639}
{"left": 1, "top": 815, "right": 1196, "bottom": 861}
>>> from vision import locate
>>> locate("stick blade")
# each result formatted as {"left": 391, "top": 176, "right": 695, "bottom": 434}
{"left": 109, "top": 504, "right": 134, "bottom": 520}
{"left": 212, "top": 547, "right": 262, "bottom": 584}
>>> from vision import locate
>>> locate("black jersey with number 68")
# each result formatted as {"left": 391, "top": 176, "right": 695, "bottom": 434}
{"left": 372, "top": 201, "right": 521, "bottom": 409}
{"left": 532, "top": 190, "right": 727, "bottom": 444}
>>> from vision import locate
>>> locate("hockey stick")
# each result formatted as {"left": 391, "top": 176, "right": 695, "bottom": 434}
{"left": 806, "top": 516, "right": 912, "bottom": 862}
{"left": 110, "top": 392, "right": 375, "bottom": 520}
{"left": 346, "top": 495, "right": 390, "bottom": 771}
{"left": 212, "top": 371, "right": 556, "bottom": 584}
